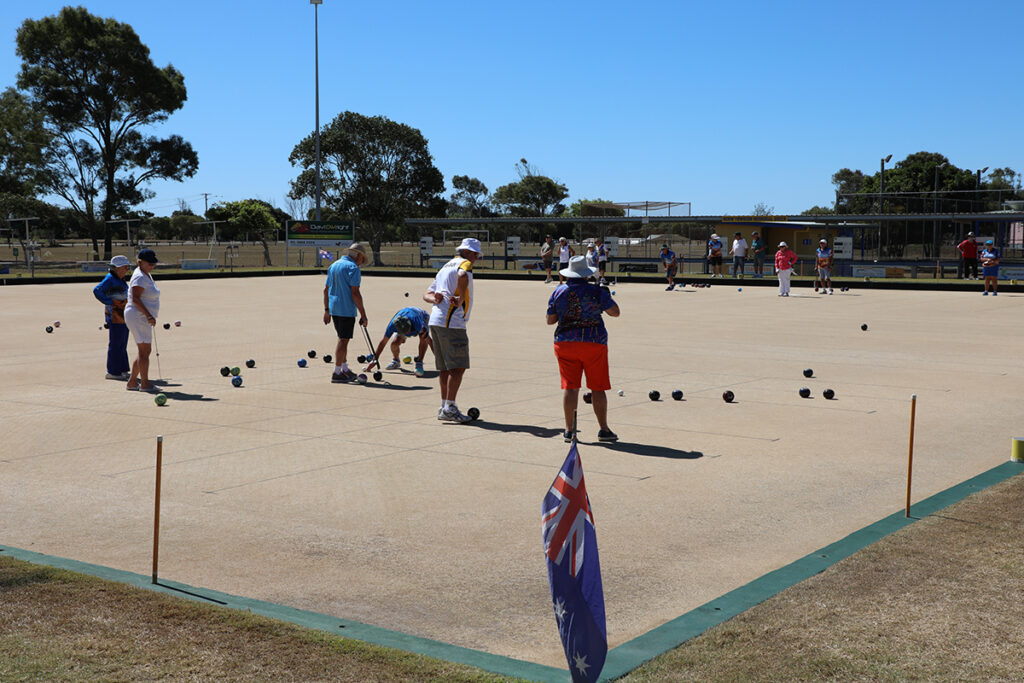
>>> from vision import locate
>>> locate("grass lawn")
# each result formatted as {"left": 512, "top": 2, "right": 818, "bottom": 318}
{"left": 3, "top": 474, "right": 1021, "bottom": 682}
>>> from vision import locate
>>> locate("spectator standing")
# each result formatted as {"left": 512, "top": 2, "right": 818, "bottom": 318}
{"left": 957, "top": 232, "right": 979, "bottom": 280}
{"left": 707, "top": 233, "right": 724, "bottom": 277}
{"left": 324, "top": 243, "right": 369, "bottom": 383}
{"left": 660, "top": 244, "right": 678, "bottom": 290}
{"left": 556, "top": 237, "right": 575, "bottom": 284}
{"left": 425, "top": 237, "right": 481, "bottom": 422}
{"left": 980, "top": 240, "right": 1000, "bottom": 295}
{"left": 595, "top": 237, "right": 609, "bottom": 284}
{"left": 750, "top": 231, "right": 767, "bottom": 277}
{"left": 546, "top": 256, "right": 620, "bottom": 443}
{"left": 814, "top": 239, "right": 834, "bottom": 294}
{"left": 730, "top": 232, "right": 748, "bottom": 277}
{"left": 540, "top": 235, "right": 554, "bottom": 283}
{"left": 93, "top": 255, "right": 131, "bottom": 381}
{"left": 775, "top": 242, "right": 798, "bottom": 297}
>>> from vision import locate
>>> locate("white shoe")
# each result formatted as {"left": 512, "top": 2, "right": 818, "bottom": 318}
{"left": 385, "top": 358, "right": 401, "bottom": 370}
{"left": 828, "top": 288, "right": 834, "bottom": 295}
{"left": 440, "top": 405, "right": 473, "bottom": 423}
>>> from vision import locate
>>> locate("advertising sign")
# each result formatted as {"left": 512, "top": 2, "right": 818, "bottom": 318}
{"left": 286, "top": 220, "right": 355, "bottom": 247}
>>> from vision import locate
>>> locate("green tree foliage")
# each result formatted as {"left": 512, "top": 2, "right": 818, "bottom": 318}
{"left": 492, "top": 158, "right": 568, "bottom": 217}
{"left": 206, "top": 199, "right": 283, "bottom": 266}
{"left": 565, "top": 199, "right": 625, "bottom": 218}
{"left": 801, "top": 205, "right": 835, "bottom": 215}
{"left": 0, "top": 87, "right": 52, "bottom": 197}
{"left": 448, "top": 175, "right": 492, "bottom": 217}
{"left": 288, "top": 111, "right": 445, "bottom": 266}
{"left": 15, "top": 6, "right": 199, "bottom": 258}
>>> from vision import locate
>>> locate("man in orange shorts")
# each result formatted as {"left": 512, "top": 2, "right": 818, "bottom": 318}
{"left": 546, "top": 256, "right": 621, "bottom": 442}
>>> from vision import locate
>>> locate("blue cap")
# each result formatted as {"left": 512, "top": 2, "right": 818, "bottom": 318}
{"left": 137, "top": 249, "right": 158, "bottom": 264}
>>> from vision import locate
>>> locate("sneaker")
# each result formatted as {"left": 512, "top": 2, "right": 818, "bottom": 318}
{"left": 828, "top": 288, "right": 834, "bottom": 295}
{"left": 440, "top": 405, "right": 473, "bottom": 423}
{"left": 563, "top": 430, "right": 574, "bottom": 443}
{"left": 414, "top": 362, "right": 424, "bottom": 377}
{"left": 105, "top": 373, "right": 124, "bottom": 380}
{"left": 665, "top": 285, "right": 674, "bottom": 291}
{"left": 993, "top": 292, "right": 998, "bottom": 296}
{"left": 385, "top": 358, "right": 401, "bottom": 370}
{"left": 983, "top": 291, "right": 989, "bottom": 296}
{"left": 545, "top": 277, "right": 552, "bottom": 283}
{"left": 437, "top": 407, "right": 446, "bottom": 420}
{"left": 332, "top": 369, "right": 358, "bottom": 383}
{"left": 597, "top": 429, "right": 618, "bottom": 442}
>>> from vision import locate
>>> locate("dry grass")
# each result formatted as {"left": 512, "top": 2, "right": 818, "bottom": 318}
{"left": 0, "top": 561, "right": 515, "bottom": 682}
{"left": 3, "top": 475, "right": 1022, "bottom": 682}
{"left": 622, "top": 474, "right": 1024, "bottom": 682}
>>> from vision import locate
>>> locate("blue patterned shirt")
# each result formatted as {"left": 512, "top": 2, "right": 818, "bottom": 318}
{"left": 547, "top": 280, "right": 616, "bottom": 344}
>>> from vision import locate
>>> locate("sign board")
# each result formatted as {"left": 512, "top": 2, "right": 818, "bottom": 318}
{"left": 832, "top": 237, "right": 853, "bottom": 259}
{"left": 852, "top": 265, "right": 886, "bottom": 278}
{"left": 419, "top": 236, "right": 434, "bottom": 256}
{"left": 999, "top": 266, "right": 1024, "bottom": 280}
{"left": 505, "top": 235, "right": 521, "bottom": 256}
{"left": 286, "top": 220, "right": 355, "bottom": 247}
{"left": 604, "top": 236, "right": 619, "bottom": 257}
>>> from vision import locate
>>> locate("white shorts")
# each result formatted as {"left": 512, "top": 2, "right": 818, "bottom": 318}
{"left": 817, "top": 267, "right": 831, "bottom": 280}
{"left": 125, "top": 308, "right": 153, "bottom": 345}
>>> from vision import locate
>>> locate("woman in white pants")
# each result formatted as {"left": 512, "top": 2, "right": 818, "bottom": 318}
{"left": 775, "top": 242, "right": 797, "bottom": 297}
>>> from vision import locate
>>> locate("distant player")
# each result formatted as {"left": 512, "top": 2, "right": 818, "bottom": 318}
{"left": 594, "top": 237, "right": 609, "bottom": 284}
{"left": 815, "top": 239, "right": 834, "bottom": 294}
{"left": 707, "top": 233, "right": 723, "bottom": 277}
{"left": 980, "top": 240, "right": 1000, "bottom": 296}
{"left": 660, "top": 244, "right": 678, "bottom": 290}
{"left": 364, "top": 307, "right": 433, "bottom": 377}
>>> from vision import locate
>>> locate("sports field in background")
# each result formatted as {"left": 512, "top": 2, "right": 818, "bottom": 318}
{"left": 1, "top": 274, "right": 1021, "bottom": 670}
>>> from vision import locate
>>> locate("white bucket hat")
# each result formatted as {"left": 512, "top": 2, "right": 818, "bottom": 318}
{"left": 560, "top": 255, "right": 597, "bottom": 279}
{"left": 109, "top": 255, "right": 130, "bottom": 267}
{"left": 456, "top": 237, "right": 482, "bottom": 254}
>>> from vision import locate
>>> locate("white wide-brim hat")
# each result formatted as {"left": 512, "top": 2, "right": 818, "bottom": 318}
{"left": 110, "top": 255, "right": 130, "bottom": 267}
{"left": 456, "top": 237, "right": 482, "bottom": 254}
{"left": 560, "top": 255, "right": 598, "bottom": 279}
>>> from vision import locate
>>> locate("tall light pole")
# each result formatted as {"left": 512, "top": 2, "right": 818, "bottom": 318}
{"left": 311, "top": 0, "right": 323, "bottom": 223}
{"left": 878, "top": 154, "right": 891, "bottom": 261}
{"left": 933, "top": 162, "right": 948, "bottom": 259}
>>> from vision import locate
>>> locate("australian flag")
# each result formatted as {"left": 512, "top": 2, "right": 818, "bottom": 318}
{"left": 318, "top": 248, "right": 333, "bottom": 261}
{"left": 542, "top": 442, "right": 607, "bottom": 682}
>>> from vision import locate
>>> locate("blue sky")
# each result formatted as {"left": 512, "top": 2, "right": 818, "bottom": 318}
{"left": 2, "top": 1, "right": 1021, "bottom": 217}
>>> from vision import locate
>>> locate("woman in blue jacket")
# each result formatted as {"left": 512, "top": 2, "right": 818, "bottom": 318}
{"left": 93, "top": 255, "right": 131, "bottom": 379}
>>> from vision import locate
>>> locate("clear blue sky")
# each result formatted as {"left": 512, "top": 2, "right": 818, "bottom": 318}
{"left": 2, "top": 1, "right": 1021, "bottom": 217}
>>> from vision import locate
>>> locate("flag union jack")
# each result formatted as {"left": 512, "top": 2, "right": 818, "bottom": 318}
{"left": 542, "top": 444, "right": 594, "bottom": 577}
{"left": 542, "top": 442, "right": 607, "bottom": 683}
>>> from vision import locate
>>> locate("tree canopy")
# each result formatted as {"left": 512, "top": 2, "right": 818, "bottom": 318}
{"left": 206, "top": 199, "right": 282, "bottom": 265}
{"left": 829, "top": 152, "right": 1021, "bottom": 215}
{"left": 492, "top": 158, "right": 568, "bottom": 217}
{"left": 0, "top": 87, "right": 52, "bottom": 197}
{"left": 289, "top": 111, "right": 444, "bottom": 265}
{"left": 15, "top": 6, "right": 198, "bottom": 258}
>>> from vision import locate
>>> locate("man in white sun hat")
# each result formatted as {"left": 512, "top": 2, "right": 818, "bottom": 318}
{"left": 424, "top": 237, "right": 481, "bottom": 423}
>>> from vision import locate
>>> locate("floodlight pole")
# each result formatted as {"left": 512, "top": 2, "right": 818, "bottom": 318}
{"left": 8, "top": 216, "right": 39, "bottom": 276}
{"left": 311, "top": 0, "right": 323, "bottom": 267}
{"left": 878, "top": 154, "right": 891, "bottom": 261}
{"left": 933, "top": 162, "right": 948, "bottom": 259}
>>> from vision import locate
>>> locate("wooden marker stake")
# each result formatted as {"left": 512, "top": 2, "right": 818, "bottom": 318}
{"left": 152, "top": 435, "right": 163, "bottom": 584}
{"left": 905, "top": 396, "right": 917, "bottom": 518}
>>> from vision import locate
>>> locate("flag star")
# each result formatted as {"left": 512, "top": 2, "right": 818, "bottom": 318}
{"left": 573, "top": 652, "right": 590, "bottom": 675}
{"left": 553, "top": 597, "right": 567, "bottom": 622}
